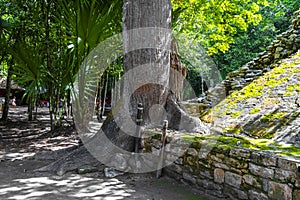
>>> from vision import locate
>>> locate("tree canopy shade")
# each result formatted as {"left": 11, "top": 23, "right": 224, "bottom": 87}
{"left": 0, "top": 0, "right": 122, "bottom": 125}
{"left": 212, "top": 0, "right": 300, "bottom": 77}
{"left": 171, "top": 0, "right": 268, "bottom": 55}
{"left": 0, "top": 0, "right": 297, "bottom": 123}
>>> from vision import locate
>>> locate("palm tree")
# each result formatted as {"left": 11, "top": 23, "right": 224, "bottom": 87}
{"left": 12, "top": 0, "right": 121, "bottom": 127}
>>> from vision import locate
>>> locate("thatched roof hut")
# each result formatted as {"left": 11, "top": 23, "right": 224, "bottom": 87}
{"left": 0, "top": 78, "right": 25, "bottom": 99}
{"left": 0, "top": 78, "right": 24, "bottom": 90}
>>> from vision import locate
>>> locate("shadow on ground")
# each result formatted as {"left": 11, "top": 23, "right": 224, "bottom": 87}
{"left": 0, "top": 107, "right": 213, "bottom": 200}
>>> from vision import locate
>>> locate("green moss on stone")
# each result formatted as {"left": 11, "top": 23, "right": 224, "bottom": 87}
{"left": 250, "top": 108, "right": 261, "bottom": 114}
{"left": 180, "top": 134, "right": 300, "bottom": 159}
{"left": 286, "top": 84, "right": 300, "bottom": 92}
{"left": 230, "top": 111, "right": 242, "bottom": 118}
{"left": 261, "top": 112, "right": 287, "bottom": 123}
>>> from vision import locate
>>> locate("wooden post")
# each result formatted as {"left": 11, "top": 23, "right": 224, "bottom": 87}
{"left": 156, "top": 120, "right": 168, "bottom": 178}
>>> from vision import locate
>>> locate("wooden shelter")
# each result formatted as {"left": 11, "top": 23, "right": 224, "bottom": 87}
{"left": 0, "top": 78, "right": 25, "bottom": 102}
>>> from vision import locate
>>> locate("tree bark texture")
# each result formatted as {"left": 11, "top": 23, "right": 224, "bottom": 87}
{"left": 101, "top": 0, "right": 172, "bottom": 152}
{"left": 169, "top": 39, "right": 187, "bottom": 101}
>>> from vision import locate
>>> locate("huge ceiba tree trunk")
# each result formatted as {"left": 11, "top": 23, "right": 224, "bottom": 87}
{"left": 37, "top": 0, "right": 208, "bottom": 175}
{"left": 102, "top": 0, "right": 207, "bottom": 151}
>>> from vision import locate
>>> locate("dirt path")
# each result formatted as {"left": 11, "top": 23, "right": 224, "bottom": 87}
{"left": 0, "top": 107, "right": 215, "bottom": 200}
{"left": 0, "top": 158, "right": 213, "bottom": 200}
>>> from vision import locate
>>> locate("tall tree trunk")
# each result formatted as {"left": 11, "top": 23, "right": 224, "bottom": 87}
{"left": 101, "top": 72, "right": 108, "bottom": 117}
{"left": 101, "top": 0, "right": 208, "bottom": 151}
{"left": 122, "top": 0, "right": 171, "bottom": 121}
{"left": 34, "top": 92, "right": 38, "bottom": 120}
{"left": 169, "top": 39, "right": 187, "bottom": 101}
{"left": 100, "top": 0, "right": 172, "bottom": 152}
{"left": 28, "top": 98, "right": 33, "bottom": 121}
{"left": 1, "top": 61, "right": 13, "bottom": 121}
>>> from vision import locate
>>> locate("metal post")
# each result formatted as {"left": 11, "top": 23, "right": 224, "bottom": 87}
{"left": 134, "top": 103, "right": 143, "bottom": 153}
{"left": 156, "top": 120, "right": 168, "bottom": 178}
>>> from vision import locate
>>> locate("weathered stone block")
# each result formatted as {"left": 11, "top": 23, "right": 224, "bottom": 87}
{"left": 169, "top": 146, "right": 185, "bottom": 157}
{"left": 214, "top": 168, "right": 225, "bottom": 184}
{"left": 215, "top": 153, "right": 225, "bottom": 159}
{"left": 229, "top": 167, "right": 243, "bottom": 175}
{"left": 210, "top": 155, "right": 223, "bottom": 163}
{"left": 251, "top": 152, "right": 261, "bottom": 164}
{"left": 183, "top": 172, "right": 197, "bottom": 184}
{"left": 186, "top": 148, "right": 198, "bottom": 157}
{"left": 260, "top": 153, "right": 277, "bottom": 167}
{"left": 248, "top": 190, "right": 268, "bottom": 200}
{"left": 226, "top": 157, "right": 248, "bottom": 169}
{"left": 197, "top": 179, "right": 214, "bottom": 189}
{"left": 275, "top": 169, "right": 297, "bottom": 183}
{"left": 164, "top": 166, "right": 182, "bottom": 180}
{"left": 249, "top": 163, "right": 274, "bottom": 179}
{"left": 184, "top": 156, "right": 198, "bottom": 167}
{"left": 275, "top": 52, "right": 281, "bottom": 59}
{"left": 224, "top": 185, "right": 248, "bottom": 200}
{"left": 268, "top": 181, "right": 292, "bottom": 200}
{"left": 206, "top": 181, "right": 223, "bottom": 191}
{"left": 243, "top": 174, "right": 262, "bottom": 189}
{"left": 278, "top": 158, "right": 300, "bottom": 172}
{"left": 213, "top": 162, "right": 230, "bottom": 170}
{"left": 225, "top": 171, "right": 242, "bottom": 188}
{"left": 229, "top": 148, "right": 251, "bottom": 159}
{"left": 200, "top": 170, "right": 213, "bottom": 180}
{"left": 168, "top": 163, "right": 183, "bottom": 174}
{"left": 251, "top": 152, "right": 277, "bottom": 167}
{"left": 262, "top": 178, "right": 269, "bottom": 192}
{"left": 198, "top": 160, "right": 210, "bottom": 168}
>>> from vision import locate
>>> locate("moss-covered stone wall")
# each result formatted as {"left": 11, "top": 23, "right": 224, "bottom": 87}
{"left": 201, "top": 50, "right": 300, "bottom": 141}
{"left": 143, "top": 133, "right": 300, "bottom": 200}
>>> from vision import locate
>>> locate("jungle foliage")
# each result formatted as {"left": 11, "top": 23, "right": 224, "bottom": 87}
{"left": 0, "top": 0, "right": 299, "bottom": 125}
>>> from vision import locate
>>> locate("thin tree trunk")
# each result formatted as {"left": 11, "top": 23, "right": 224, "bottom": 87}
{"left": 117, "top": 72, "right": 121, "bottom": 101}
{"left": 49, "top": 106, "right": 54, "bottom": 130}
{"left": 95, "top": 80, "right": 102, "bottom": 120}
{"left": 34, "top": 92, "right": 38, "bottom": 120}
{"left": 110, "top": 66, "right": 115, "bottom": 108}
{"left": 28, "top": 97, "right": 33, "bottom": 121}
{"left": 1, "top": 61, "right": 13, "bottom": 121}
{"left": 49, "top": 87, "right": 55, "bottom": 131}
{"left": 101, "top": 72, "right": 108, "bottom": 117}
{"left": 44, "top": 0, "right": 54, "bottom": 130}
